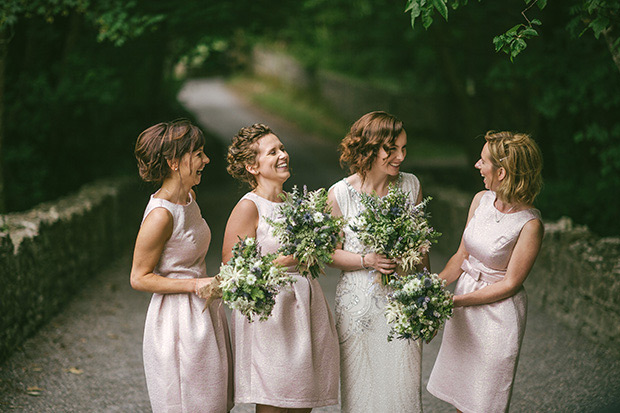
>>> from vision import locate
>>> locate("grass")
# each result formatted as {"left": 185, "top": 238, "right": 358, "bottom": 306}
{"left": 227, "top": 74, "right": 466, "bottom": 163}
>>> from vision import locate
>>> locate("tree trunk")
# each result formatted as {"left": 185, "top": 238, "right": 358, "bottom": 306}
{"left": 602, "top": 27, "right": 620, "bottom": 74}
{"left": 0, "top": 27, "right": 8, "bottom": 213}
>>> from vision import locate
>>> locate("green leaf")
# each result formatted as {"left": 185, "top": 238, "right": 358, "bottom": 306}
{"left": 506, "top": 24, "right": 522, "bottom": 35}
{"left": 431, "top": 0, "right": 449, "bottom": 21}
{"left": 537, "top": 0, "right": 548, "bottom": 9}
{"left": 521, "top": 27, "right": 539, "bottom": 37}
{"left": 531, "top": 18, "right": 542, "bottom": 26}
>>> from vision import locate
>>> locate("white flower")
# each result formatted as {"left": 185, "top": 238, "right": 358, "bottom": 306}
{"left": 245, "top": 237, "right": 255, "bottom": 246}
{"left": 313, "top": 212, "right": 324, "bottom": 223}
{"left": 234, "top": 257, "right": 244, "bottom": 267}
{"left": 246, "top": 274, "right": 257, "bottom": 285}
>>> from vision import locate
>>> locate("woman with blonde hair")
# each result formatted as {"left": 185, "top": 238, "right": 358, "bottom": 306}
{"left": 327, "top": 111, "right": 427, "bottom": 412}
{"left": 223, "top": 123, "right": 339, "bottom": 413}
{"left": 427, "top": 131, "right": 544, "bottom": 413}
{"left": 131, "top": 119, "right": 233, "bottom": 412}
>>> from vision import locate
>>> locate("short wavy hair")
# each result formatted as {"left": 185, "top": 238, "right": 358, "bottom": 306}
{"left": 227, "top": 123, "right": 273, "bottom": 188}
{"left": 339, "top": 111, "right": 404, "bottom": 178}
{"left": 485, "top": 130, "right": 543, "bottom": 205}
{"left": 134, "top": 119, "right": 205, "bottom": 184}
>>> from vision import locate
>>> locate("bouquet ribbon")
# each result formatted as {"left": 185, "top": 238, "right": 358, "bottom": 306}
{"left": 198, "top": 275, "right": 223, "bottom": 312}
{"left": 461, "top": 256, "right": 505, "bottom": 284}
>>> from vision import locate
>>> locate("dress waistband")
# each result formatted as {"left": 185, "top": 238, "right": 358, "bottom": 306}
{"left": 461, "top": 256, "right": 505, "bottom": 284}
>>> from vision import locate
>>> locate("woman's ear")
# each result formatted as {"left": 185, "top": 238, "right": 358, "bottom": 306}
{"left": 167, "top": 159, "right": 179, "bottom": 171}
{"left": 246, "top": 163, "right": 258, "bottom": 175}
{"left": 497, "top": 166, "right": 507, "bottom": 181}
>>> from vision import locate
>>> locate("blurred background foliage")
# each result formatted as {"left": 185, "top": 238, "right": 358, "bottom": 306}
{"left": 0, "top": 0, "right": 618, "bottom": 236}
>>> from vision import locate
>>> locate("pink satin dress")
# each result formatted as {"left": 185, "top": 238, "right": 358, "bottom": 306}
{"left": 141, "top": 194, "right": 233, "bottom": 413}
{"left": 427, "top": 190, "right": 541, "bottom": 413}
{"left": 231, "top": 192, "right": 340, "bottom": 409}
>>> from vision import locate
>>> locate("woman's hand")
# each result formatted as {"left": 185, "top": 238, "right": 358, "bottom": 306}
{"left": 364, "top": 252, "right": 397, "bottom": 275}
{"left": 195, "top": 277, "right": 214, "bottom": 295}
{"left": 274, "top": 254, "right": 302, "bottom": 272}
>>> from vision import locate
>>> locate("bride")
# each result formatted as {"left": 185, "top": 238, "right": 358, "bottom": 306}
{"left": 327, "top": 111, "right": 427, "bottom": 412}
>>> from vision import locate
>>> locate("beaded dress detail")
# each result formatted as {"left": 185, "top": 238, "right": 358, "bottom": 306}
{"left": 331, "top": 172, "right": 423, "bottom": 413}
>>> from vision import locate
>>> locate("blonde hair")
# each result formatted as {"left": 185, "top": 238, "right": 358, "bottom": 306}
{"left": 339, "top": 111, "right": 404, "bottom": 178}
{"left": 485, "top": 130, "right": 543, "bottom": 205}
{"left": 227, "top": 123, "right": 273, "bottom": 188}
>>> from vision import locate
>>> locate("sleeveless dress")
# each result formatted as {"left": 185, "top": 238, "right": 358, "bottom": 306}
{"left": 231, "top": 192, "right": 340, "bottom": 408}
{"left": 330, "top": 172, "right": 423, "bottom": 413}
{"left": 141, "top": 193, "right": 233, "bottom": 413}
{"left": 427, "top": 190, "right": 541, "bottom": 413}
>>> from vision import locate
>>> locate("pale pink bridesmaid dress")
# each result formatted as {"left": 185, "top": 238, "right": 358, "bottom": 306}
{"left": 427, "top": 190, "right": 541, "bottom": 413}
{"left": 141, "top": 193, "right": 233, "bottom": 413}
{"left": 231, "top": 192, "right": 340, "bottom": 409}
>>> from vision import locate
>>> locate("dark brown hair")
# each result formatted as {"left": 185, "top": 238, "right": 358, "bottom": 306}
{"left": 227, "top": 123, "right": 274, "bottom": 188}
{"left": 134, "top": 119, "right": 205, "bottom": 184}
{"left": 339, "top": 111, "right": 404, "bottom": 178}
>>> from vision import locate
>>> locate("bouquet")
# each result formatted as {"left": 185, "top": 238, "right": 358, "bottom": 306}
{"left": 384, "top": 269, "right": 453, "bottom": 343}
{"left": 350, "top": 186, "right": 441, "bottom": 284}
{"left": 217, "top": 237, "right": 296, "bottom": 322}
{"left": 268, "top": 185, "right": 345, "bottom": 278}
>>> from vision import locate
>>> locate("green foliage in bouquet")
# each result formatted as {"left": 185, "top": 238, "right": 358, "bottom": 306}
{"left": 351, "top": 185, "right": 441, "bottom": 284}
{"left": 219, "top": 237, "right": 296, "bottom": 322}
{"left": 268, "top": 185, "right": 345, "bottom": 278}
{"left": 385, "top": 269, "right": 454, "bottom": 343}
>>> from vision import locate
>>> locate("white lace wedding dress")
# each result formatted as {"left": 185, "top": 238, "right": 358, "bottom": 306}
{"left": 330, "top": 172, "right": 423, "bottom": 413}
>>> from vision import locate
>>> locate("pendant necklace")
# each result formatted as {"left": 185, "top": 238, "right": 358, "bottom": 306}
{"left": 494, "top": 204, "right": 515, "bottom": 223}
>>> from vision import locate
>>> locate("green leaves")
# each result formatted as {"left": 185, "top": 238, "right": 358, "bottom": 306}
{"left": 406, "top": 0, "right": 480, "bottom": 29}
{"left": 493, "top": 20, "right": 541, "bottom": 62}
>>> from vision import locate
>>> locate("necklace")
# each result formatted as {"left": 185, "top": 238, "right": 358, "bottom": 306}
{"left": 494, "top": 204, "right": 515, "bottom": 223}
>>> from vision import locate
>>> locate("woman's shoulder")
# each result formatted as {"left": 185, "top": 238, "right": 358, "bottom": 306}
{"left": 399, "top": 172, "right": 420, "bottom": 187}
{"left": 328, "top": 176, "right": 352, "bottom": 194}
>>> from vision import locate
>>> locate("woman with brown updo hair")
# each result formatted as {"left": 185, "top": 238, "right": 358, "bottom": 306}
{"left": 222, "top": 123, "right": 339, "bottom": 413}
{"left": 131, "top": 119, "right": 233, "bottom": 413}
{"left": 327, "top": 111, "right": 427, "bottom": 412}
{"left": 427, "top": 131, "right": 544, "bottom": 413}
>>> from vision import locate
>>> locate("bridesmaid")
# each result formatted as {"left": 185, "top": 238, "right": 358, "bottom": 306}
{"left": 327, "top": 111, "right": 426, "bottom": 412}
{"left": 130, "top": 120, "right": 233, "bottom": 413}
{"left": 222, "top": 123, "right": 339, "bottom": 412}
{"left": 427, "top": 131, "right": 544, "bottom": 413}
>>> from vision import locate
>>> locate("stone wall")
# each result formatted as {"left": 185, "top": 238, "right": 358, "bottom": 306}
{"left": 426, "top": 185, "right": 620, "bottom": 349}
{"left": 0, "top": 177, "right": 147, "bottom": 361}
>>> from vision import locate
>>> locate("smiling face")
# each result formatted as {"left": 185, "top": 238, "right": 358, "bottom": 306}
{"left": 247, "top": 133, "right": 290, "bottom": 184}
{"left": 475, "top": 142, "right": 503, "bottom": 191}
{"left": 372, "top": 130, "right": 407, "bottom": 176}
{"left": 178, "top": 146, "right": 210, "bottom": 187}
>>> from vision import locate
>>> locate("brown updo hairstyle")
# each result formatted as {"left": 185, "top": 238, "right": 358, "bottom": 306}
{"left": 227, "top": 123, "right": 274, "bottom": 188}
{"left": 485, "top": 130, "right": 543, "bottom": 206}
{"left": 339, "top": 111, "right": 404, "bottom": 178}
{"left": 134, "top": 119, "right": 205, "bottom": 184}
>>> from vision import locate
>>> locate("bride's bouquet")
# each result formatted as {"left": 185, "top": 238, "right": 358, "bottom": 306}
{"left": 384, "top": 269, "right": 453, "bottom": 343}
{"left": 350, "top": 186, "right": 441, "bottom": 285}
{"left": 217, "top": 237, "right": 296, "bottom": 322}
{"left": 268, "top": 185, "right": 344, "bottom": 278}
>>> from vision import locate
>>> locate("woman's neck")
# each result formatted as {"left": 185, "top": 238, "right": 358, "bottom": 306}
{"left": 494, "top": 196, "right": 529, "bottom": 213}
{"left": 252, "top": 181, "right": 284, "bottom": 202}
{"left": 353, "top": 170, "right": 399, "bottom": 197}
{"left": 157, "top": 180, "right": 191, "bottom": 205}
